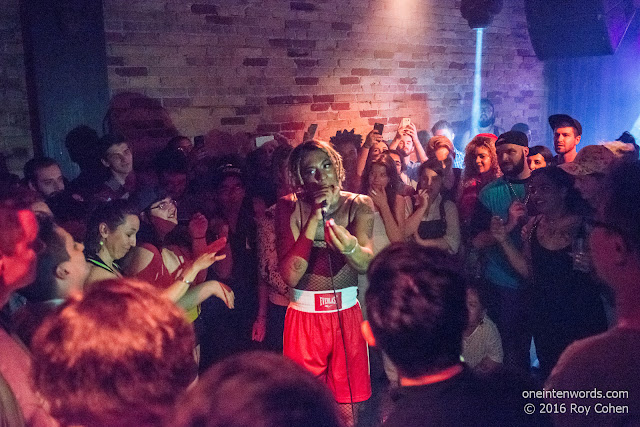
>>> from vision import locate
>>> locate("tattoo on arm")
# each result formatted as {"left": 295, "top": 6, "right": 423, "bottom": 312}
{"left": 359, "top": 203, "right": 374, "bottom": 216}
{"left": 366, "top": 217, "right": 374, "bottom": 239}
{"left": 293, "top": 258, "right": 305, "bottom": 272}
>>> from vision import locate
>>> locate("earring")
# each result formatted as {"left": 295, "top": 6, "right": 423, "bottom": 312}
{"left": 99, "top": 240, "right": 104, "bottom": 246}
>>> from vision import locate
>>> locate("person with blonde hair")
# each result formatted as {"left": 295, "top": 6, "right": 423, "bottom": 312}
{"left": 276, "top": 139, "right": 374, "bottom": 426}
{"left": 458, "top": 133, "right": 500, "bottom": 224}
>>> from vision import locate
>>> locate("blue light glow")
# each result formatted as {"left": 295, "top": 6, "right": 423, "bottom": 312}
{"left": 471, "top": 28, "right": 484, "bottom": 137}
{"left": 632, "top": 115, "right": 640, "bottom": 142}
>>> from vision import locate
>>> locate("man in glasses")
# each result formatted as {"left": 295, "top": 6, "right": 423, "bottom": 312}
{"left": 546, "top": 161, "right": 640, "bottom": 426}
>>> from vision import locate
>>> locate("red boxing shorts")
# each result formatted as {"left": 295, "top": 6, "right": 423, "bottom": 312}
{"left": 283, "top": 289, "right": 371, "bottom": 404}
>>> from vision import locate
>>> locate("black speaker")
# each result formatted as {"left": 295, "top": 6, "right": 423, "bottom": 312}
{"left": 525, "top": 0, "right": 636, "bottom": 59}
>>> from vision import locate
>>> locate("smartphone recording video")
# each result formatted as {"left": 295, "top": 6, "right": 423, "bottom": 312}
{"left": 256, "top": 135, "right": 275, "bottom": 148}
{"left": 307, "top": 123, "right": 318, "bottom": 140}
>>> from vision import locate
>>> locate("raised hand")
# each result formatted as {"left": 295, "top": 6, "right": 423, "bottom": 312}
{"left": 365, "top": 129, "right": 383, "bottom": 148}
{"left": 490, "top": 216, "right": 508, "bottom": 243}
{"left": 368, "top": 187, "right": 388, "bottom": 210}
{"left": 191, "top": 250, "right": 227, "bottom": 273}
{"left": 414, "top": 189, "right": 430, "bottom": 209}
{"left": 324, "top": 218, "right": 359, "bottom": 254}
{"left": 188, "top": 212, "right": 209, "bottom": 239}
{"left": 507, "top": 201, "right": 527, "bottom": 228}
{"left": 405, "top": 122, "right": 419, "bottom": 141}
{"left": 309, "top": 185, "right": 337, "bottom": 220}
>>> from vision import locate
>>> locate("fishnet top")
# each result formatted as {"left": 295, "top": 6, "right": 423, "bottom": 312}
{"left": 295, "top": 193, "right": 359, "bottom": 292}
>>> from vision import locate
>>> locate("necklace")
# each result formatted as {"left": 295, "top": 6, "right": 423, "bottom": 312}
{"left": 87, "top": 254, "right": 121, "bottom": 275}
{"left": 506, "top": 179, "right": 529, "bottom": 204}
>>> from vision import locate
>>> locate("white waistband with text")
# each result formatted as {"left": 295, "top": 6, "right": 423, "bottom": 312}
{"left": 289, "top": 287, "right": 358, "bottom": 313}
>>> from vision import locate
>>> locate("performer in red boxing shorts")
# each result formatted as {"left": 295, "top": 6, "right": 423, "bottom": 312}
{"left": 276, "top": 140, "right": 374, "bottom": 426}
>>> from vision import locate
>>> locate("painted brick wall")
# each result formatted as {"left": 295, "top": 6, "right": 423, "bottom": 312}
{"left": 0, "top": 0, "right": 32, "bottom": 175}
{"left": 103, "top": 0, "right": 547, "bottom": 151}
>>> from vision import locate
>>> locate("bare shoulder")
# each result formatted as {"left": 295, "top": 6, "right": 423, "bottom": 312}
{"left": 130, "top": 244, "right": 156, "bottom": 260}
{"left": 125, "top": 245, "right": 156, "bottom": 274}
{"left": 346, "top": 192, "right": 374, "bottom": 215}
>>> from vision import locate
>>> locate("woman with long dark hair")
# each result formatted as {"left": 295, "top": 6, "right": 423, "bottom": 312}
{"left": 199, "top": 165, "right": 260, "bottom": 369}
{"left": 404, "top": 159, "right": 461, "bottom": 255}
{"left": 85, "top": 199, "right": 139, "bottom": 283}
{"left": 491, "top": 166, "right": 607, "bottom": 378}
{"left": 360, "top": 152, "right": 405, "bottom": 251}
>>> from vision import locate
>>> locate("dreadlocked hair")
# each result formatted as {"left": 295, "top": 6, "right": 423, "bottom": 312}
{"left": 287, "top": 140, "right": 345, "bottom": 192}
{"left": 330, "top": 128, "right": 363, "bottom": 148}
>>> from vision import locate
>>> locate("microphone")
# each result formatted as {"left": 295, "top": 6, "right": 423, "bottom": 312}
{"left": 321, "top": 200, "right": 329, "bottom": 220}
{"left": 320, "top": 184, "right": 335, "bottom": 217}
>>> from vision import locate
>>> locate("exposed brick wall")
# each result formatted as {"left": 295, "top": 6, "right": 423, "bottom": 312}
{"left": 3, "top": 0, "right": 548, "bottom": 174}
{"left": 0, "top": 0, "right": 32, "bottom": 175}
{"left": 103, "top": 0, "right": 547, "bottom": 149}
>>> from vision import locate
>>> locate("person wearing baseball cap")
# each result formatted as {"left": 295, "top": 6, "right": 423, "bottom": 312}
{"left": 494, "top": 130, "right": 530, "bottom": 181}
{"left": 549, "top": 114, "right": 582, "bottom": 165}
{"left": 559, "top": 144, "right": 615, "bottom": 210}
{"left": 467, "top": 130, "right": 532, "bottom": 372}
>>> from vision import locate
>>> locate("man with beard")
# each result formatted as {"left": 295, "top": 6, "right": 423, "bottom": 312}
{"left": 462, "top": 98, "right": 505, "bottom": 147}
{"left": 23, "top": 157, "right": 66, "bottom": 198}
{"left": 469, "top": 130, "right": 532, "bottom": 372}
{"left": 549, "top": 114, "right": 582, "bottom": 165}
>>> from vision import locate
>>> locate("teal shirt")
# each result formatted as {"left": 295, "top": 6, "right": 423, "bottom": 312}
{"left": 478, "top": 177, "right": 528, "bottom": 290}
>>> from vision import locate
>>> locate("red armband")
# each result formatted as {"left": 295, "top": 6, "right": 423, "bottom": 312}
{"left": 289, "top": 235, "right": 313, "bottom": 260}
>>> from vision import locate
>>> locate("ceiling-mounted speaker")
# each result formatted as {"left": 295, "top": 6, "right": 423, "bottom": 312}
{"left": 525, "top": 0, "right": 636, "bottom": 60}
{"left": 461, "top": 0, "right": 504, "bottom": 28}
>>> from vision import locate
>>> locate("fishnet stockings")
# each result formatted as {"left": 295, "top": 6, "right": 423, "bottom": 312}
{"left": 338, "top": 402, "right": 362, "bottom": 427}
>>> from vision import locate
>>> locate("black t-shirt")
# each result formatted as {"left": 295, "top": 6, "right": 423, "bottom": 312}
{"left": 384, "top": 367, "right": 549, "bottom": 427}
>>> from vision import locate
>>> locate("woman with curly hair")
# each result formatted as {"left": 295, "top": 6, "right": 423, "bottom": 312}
{"left": 458, "top": 133, "right": 501, "bottom": 224}
{"left": 276, "top": 139, "right": 374, "bottom": 426}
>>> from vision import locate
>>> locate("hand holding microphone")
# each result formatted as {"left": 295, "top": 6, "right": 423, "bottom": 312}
{"left": 310, "top": 184, "right": 335, "bottom": 220}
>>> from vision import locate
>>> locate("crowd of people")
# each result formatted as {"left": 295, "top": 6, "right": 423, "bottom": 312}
{"left": 1, "top": 103, "right": 639, "bottom": 426}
